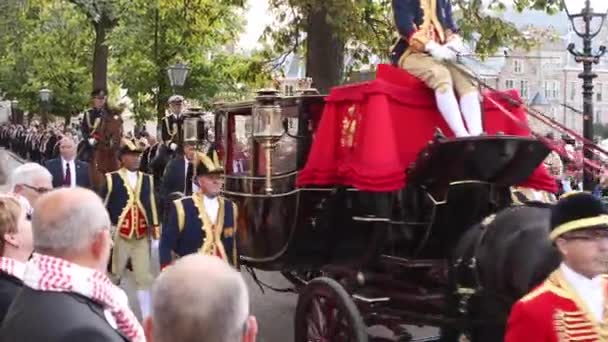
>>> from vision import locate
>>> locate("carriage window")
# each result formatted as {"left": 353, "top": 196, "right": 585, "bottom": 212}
{"left": 228, "top": 115, "right": 252, "bottom": 175}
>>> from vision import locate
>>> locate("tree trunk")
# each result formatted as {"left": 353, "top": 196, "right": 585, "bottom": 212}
{"left": 93, "top": 23, "right": 109, "bottom": 92}
{"left": 305, "top": 5, "right": 345, "bottom": 94}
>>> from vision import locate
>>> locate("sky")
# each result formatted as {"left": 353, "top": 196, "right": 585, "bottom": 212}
{"left": 237, "top": 0, "right": 273, "bottom": 50}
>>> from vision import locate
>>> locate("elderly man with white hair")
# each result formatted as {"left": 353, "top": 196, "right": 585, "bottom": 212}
{"left": 0, "top": 188, "right": 143, "bottom": 342}
{"left": 144, "top": 254, "right": 258, "bottom": 342}
{"left": 8, "top": 162, "right": 53, "bottom": 213}
{"left": 44, "top": 136, "right": 91, "bottom": 188}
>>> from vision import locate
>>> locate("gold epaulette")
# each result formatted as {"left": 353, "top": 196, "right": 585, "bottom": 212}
{"left": 173, "top": 196, "right": 193, "bottom": 232}
{"left": 520, "top": 283, "right": 550, "bottom": 303}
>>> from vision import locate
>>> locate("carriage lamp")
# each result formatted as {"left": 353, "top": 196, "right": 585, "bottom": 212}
{"left": 182, "top": 115, "right": 207, "bottom": 150}
{"left": 252, "top": 88, "right": 283, "bottom": 194}
{"left": 564, "top": 0, "right": 608, "bottom": 190}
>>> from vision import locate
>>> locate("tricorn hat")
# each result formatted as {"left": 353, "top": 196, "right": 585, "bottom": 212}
{"left": 118, "top": 137, "right": 144, "bottom": 157}
{"left": 193, "top": 145, "right": 223, "bottom": 176}
{"left": 549, "top": 191, "right": 608, "bottom": 240}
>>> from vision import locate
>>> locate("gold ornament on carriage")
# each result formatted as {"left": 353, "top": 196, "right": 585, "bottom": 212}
{"left": 341, "top": 104, "right": 359, "bottom": 148}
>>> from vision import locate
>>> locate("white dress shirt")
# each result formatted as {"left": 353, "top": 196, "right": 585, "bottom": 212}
{"left": 62, "top": 158, "right": 76, "bottom": 187}
{"left": 185, "top": 159, "right": 199, "bottom": 194}
{"left": 203, "top": 195, "right": 219, "bottom": 224}
{"left": 125, "top": 170, "right": 138, "bottom": 189}
{"left": 560, "top": 263, "right": 605, "bottom": 321}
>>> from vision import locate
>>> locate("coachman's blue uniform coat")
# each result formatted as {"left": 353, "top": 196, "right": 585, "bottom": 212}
{"left": 99, "top": 169, "right": 159, "bottom": 239}
{"left": 391, "top": 0, "right": 459, "bottom": 65}
{"left": 160, "top": 195, "right": 238, "bottom": 268}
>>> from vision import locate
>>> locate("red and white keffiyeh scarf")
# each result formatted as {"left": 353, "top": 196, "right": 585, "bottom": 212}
{"left": 0, "top": 257, "right": 25, "bottom": 281}
{"left": 23, "top": 253, "right": 145, "bottom": 342}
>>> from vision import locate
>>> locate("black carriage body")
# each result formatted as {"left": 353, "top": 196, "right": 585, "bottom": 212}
{"left": 216, "top": 95, "right": 552, "bottom": 278}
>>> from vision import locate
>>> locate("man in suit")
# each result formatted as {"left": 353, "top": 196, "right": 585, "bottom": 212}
{"left": 160, "top": 141, "right": 198, "bottom": 204}
{"left": 0, "top": 188, "right": 142, "bottom": 342}
{"left": 505, "top": 192, "right": 608, "bottom": 341}
{"left": 100, "top": 138, "right": 159, "bottom": 319}
{"left": 160, "top": 146, "right": 238, "bottom": 269}
{"left": 391, "top": 0, "right": 482, "bottom": 137}
{"left": 44, "top": 136, "right": 91, "bottom": 189}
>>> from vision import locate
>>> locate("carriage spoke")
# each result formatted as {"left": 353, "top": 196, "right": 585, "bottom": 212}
{"left": 307, "top": 296, "right": 327, "bottom": 341}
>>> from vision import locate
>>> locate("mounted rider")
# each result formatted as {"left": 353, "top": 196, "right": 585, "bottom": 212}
{"left": 161, "top": 95, "right": 185, "bottom": 153}
{"left": 391, "top": 0, "right": 483, "bottom": 137}
{"left": 81, "top": 89, "right": 109, "bottom": 148}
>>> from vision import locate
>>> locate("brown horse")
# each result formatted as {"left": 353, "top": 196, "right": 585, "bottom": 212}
{"left": 89, "top": 107, "right": 124, "bottom": 191}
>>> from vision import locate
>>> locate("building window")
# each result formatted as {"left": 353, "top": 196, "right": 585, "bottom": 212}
{"left": 544, "top": 81, "right": 561, "bottom": 100}
{"left": 597, "top": 83, "right": 603, "bottom": 102}
{"left": 514, "top": 59, "right": 524, "bottom": 74}
{"left": 519, "top": 80, "right": 529, "bottom": 99}
{"left": 505, "top": 79, "right": 515, "bottom": 90}
{"left": 569, "top": 81, "right": 577, "bottom": 101}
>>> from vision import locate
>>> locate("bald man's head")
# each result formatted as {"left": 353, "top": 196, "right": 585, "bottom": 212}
{"left": 32, "top": 188, "right": 112, "bottom": 270}
{"left": 148, "top": 255, "right": 256, "bottom": 342}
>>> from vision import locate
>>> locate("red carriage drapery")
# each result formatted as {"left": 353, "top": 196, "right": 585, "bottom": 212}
{"left": 297, "top": 64, "right": 557, "bottom": 193}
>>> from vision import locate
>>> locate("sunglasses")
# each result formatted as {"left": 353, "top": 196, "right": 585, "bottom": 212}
{"left": 20, "top": 184, "right": 52, "bottom": 194}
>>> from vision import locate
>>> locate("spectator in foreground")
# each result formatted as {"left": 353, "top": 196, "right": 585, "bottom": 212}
{"left": 0, "top": 196, "right": 33, "bottom": 321}
{"left": 44, "top": 136, "right": 91, "bottom": 189}
{"left": 144, "top": 254, "right": 257, "bottom": 342}
{"left": 8, "top": 162, "right": 53, "bottom": 211}
{"left": 0, "top": 188, "right": 143, "bottom": 342}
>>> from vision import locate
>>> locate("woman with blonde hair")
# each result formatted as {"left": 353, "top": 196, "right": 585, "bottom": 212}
{"left": 0, "top": 195, "right": 33, "bottom": 321}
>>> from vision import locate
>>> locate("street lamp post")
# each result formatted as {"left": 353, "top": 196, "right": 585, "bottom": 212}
{"left": 166, "top": 63, "right": 190, "bottom": 95}
{"left": 39, "top": 88, "right": 52, "bottom": 127}
{"left": 564, "top": 0, "right": 608, "bottom": 191}
{"left": 10, "top": 100, "right": 19, "bottom": 124}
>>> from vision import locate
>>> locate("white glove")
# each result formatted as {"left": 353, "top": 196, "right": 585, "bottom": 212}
{"left": 445, "top": 35, "right": 469, "bottom": 55}
{"left": 88, "top": 138, "right": 97, "bottom": 146}
{"left": 151, "top": 239, "right": 160, "bottom": 250}
{"left": 425, "top": 41, "right": 457, "bottom": 61}
{"left": 169, "top": 142, "right": 177, "bottom": 151}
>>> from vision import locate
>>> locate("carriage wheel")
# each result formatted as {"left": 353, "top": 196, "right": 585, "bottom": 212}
{"left": 294, "top": 277, "right": 368, "bottom": 342}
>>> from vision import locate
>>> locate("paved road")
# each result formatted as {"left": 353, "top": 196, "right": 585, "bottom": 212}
{"left": 1, "top": 149, "right": 439, "bottom": 342}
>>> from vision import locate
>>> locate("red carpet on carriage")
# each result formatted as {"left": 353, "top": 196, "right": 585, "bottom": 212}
{"left": 297, "top": 64, "right": 557, "bottom": 193}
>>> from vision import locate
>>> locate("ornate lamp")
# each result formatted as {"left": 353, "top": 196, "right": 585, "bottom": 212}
{"left": 564, "top": 0, "right": 608, "bottom": 190}
{"left": 39, "top": 88, "right": 52, "bottom": 126}
{"left": 167, "top": 63, "right": 190, "bottom": 93}
{"left": 252, "top": 88, "right": 283, "bottom": 194}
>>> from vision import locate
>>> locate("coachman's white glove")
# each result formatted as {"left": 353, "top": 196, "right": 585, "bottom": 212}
{"left": 169, "top": 142, "right": 178, "bottom": 151}
{"left": 88, "top": 138, "right": 97, "bottom": 146}
{"left": 425, "top": 41, "right": 457, "bottom": 62}
{"left": 445, "top": 35, "right": 469, "bottom": 55}
{"left": 151, "top": 239, "right": 160, "bottom": 250}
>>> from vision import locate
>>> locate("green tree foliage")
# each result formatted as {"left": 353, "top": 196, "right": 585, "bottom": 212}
{"left": 107, "top": 0, "right": 270, "bottom": 122}
{"left": 262, "top": 0, "right": 562, "bottom": 90}
{"left": 0, "top": 0, "right": 93, "bottom": 122}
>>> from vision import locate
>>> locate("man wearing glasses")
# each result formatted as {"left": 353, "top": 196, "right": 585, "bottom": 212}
{"left": 7, "top": 163, "right": 53, "bottom": 215}
{"left": 505, "top": 192, "right": 608, "bottom": 341}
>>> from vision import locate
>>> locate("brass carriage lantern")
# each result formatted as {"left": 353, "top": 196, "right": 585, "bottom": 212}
{"left": 182, "top": 114, "right": 207, "bottom": 150}
{"left": 252, "top": 88, "right": 283, "bottom": 194}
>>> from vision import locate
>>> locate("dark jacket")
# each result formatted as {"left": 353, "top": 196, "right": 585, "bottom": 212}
{"left": 44, "top": 157, "right": 91, "bottom": 189}
{"left": 0, "top": 287, "right": 128, "bottom": 342}
{"left": 391, "top": 0, "right": 459, "bottom": 64}
{"left": 0, "top": 272, "right": 22, "bottom": 322}
{"left": 161, "top": 156, "right": 192, "bottom": 201}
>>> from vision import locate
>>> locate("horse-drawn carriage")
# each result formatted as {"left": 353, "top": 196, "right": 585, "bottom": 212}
{"left": 206, "top": 64, "right": 564, "bottom": 341}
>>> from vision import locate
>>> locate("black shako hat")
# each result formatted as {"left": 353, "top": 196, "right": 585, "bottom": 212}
{"left": 549, "top": 191, "right": 608, "bottom": 240}
{"left": 91, "top": 88, "right": 107, "bottom": 98}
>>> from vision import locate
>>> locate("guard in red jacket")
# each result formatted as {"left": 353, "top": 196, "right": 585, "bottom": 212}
{"left": 505, "top": 192, "right": 608, "bottom": 341}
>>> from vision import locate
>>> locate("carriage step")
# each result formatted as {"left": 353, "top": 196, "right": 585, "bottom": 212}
{"left": 353, "top": 293, "right": 390, "bottom": 304}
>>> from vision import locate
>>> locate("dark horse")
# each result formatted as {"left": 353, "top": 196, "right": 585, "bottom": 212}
{"left": 77, "top": 106, "right": 123, "bottom": 191}
{"left": 443, "top": 202, "right": 560, "bottom": 341}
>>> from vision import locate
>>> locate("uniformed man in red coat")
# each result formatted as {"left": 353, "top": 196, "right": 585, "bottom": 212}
{"left": 505, "top": 192, "right": 608, "bottom": 342}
